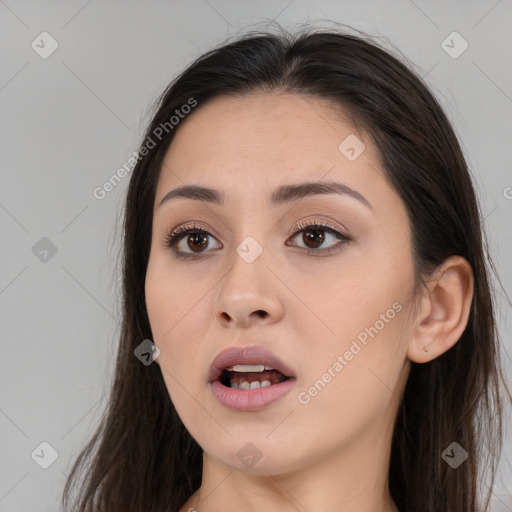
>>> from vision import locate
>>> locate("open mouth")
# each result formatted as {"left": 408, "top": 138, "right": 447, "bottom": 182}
{"left": 209, "top": 348, "right": 296, "bottom": 411}
{"left": 219, "top": 364, "right": 291, "bottom": 389}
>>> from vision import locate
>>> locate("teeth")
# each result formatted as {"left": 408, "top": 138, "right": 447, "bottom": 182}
{"left": 226, "top": 364, "right": 274, "bottom": 372}
{"left": 231, "top": 380, "right": 272, "bottom": 389}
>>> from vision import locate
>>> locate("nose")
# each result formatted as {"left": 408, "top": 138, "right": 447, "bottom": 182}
{"left": 212, "top": 250, "right": 284, "bottom": 329}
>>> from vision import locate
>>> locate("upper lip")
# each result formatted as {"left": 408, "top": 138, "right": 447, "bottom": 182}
{"left": 208, "top": 345, "right": 296, "bottom": 383}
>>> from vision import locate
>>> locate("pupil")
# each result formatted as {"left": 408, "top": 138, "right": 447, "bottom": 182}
{"left": 304, "top": 229, "right": 324, "bottom": 248}
{"left": 188, "top": 232, "right": 208, "bottom": 252}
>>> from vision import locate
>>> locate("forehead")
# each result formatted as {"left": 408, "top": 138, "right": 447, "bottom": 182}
{"left": 165, "top": 92, "right": 364, "bottom": 156}
{"left": 156, "top": 92, "right": 387, "bottom": 208}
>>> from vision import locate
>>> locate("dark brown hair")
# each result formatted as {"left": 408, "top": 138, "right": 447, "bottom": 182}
{"left": 62, "top": 23, "right": 511, "bottom": 512}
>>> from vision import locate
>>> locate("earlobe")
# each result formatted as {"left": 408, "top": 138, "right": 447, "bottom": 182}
{"left": 407, "top": 256, "right": 474, "bottom": 364}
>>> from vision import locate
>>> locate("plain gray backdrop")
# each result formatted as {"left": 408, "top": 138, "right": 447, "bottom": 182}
{"left": 1, "top": 1, "right": 511, "bottom": 510}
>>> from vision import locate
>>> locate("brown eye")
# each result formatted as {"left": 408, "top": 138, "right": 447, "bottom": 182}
{"left": 165, "top": 224, "right": 222, "bottom": 258}
{"left": 165, "top": 226, "right": 222, "bottom": 256}
{"left": 301, "top": 228, "right": 325, "bottom": 249}
{"left": 288, "top": 222, "right": 350, "bottom": 253}
{"left": 186, "top": 232, "right": 209, "bottom": 252}
{"left": 164, "top": 220, "right": 351, "bottom": 260}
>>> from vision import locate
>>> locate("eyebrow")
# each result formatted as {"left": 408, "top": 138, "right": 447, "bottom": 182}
{"left": 157, "top": 180, "right": 372, "bottom": 210}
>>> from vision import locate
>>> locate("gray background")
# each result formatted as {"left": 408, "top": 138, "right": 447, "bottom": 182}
{"left": 1, "top": 1, "right": 511, "bottom": 510}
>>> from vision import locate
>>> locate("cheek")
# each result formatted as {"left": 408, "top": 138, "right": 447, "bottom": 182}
{"left": 295, "top": 307, "right": 410, "bottom": 453}
{"left": 302, "top": 252, "right": 411, "bottom": 346}
{"left": 145, "top": 254, "right": 193, "bottom": 338}
{"left": 296, "top": 245, "right": 413, "bottom": 409}
{"left": 145, "top": 255, "right": 210, "bottom": 380}
{"left": 145, "top": 259, "right": 216, "bottom": 440}
{"left": 145, "top": 272, "right": 175, "bottom": 341}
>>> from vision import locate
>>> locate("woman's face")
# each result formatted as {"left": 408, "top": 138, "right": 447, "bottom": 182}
{"left": 145, "top": 92, "right": 416, "bottom": 475}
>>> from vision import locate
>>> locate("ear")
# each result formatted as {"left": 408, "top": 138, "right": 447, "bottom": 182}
{"left": 407, "top": 255, "right": 474, "bottom": 363}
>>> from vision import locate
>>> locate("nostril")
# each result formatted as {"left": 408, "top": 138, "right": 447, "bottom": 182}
{"left": 218, "top": 310, "right": 267, "bottom": 323}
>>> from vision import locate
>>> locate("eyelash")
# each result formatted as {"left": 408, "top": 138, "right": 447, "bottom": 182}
{"left": 163, "top": 220, "right": 351, "bottom": 260}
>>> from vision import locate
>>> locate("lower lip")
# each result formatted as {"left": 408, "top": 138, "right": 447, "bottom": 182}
{"left": 210, "top": 378, "right": 296, "bottom": 412}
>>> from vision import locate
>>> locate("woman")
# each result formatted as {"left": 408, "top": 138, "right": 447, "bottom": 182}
{"left": 62, "top": 24, "right": 511, "bottom": 512}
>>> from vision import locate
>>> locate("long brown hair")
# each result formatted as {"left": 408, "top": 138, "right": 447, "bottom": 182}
{"left": 62, "top": 23, "right": 511, "bottom": 512}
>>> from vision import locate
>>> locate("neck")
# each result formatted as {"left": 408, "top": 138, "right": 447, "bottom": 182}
{"left": 185, "top": 416, "right": 399, "bottom": 512}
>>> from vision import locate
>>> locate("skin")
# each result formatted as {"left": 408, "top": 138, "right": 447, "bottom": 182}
{"left": 144, "top": 92, "right": 474, "bottom": 512}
